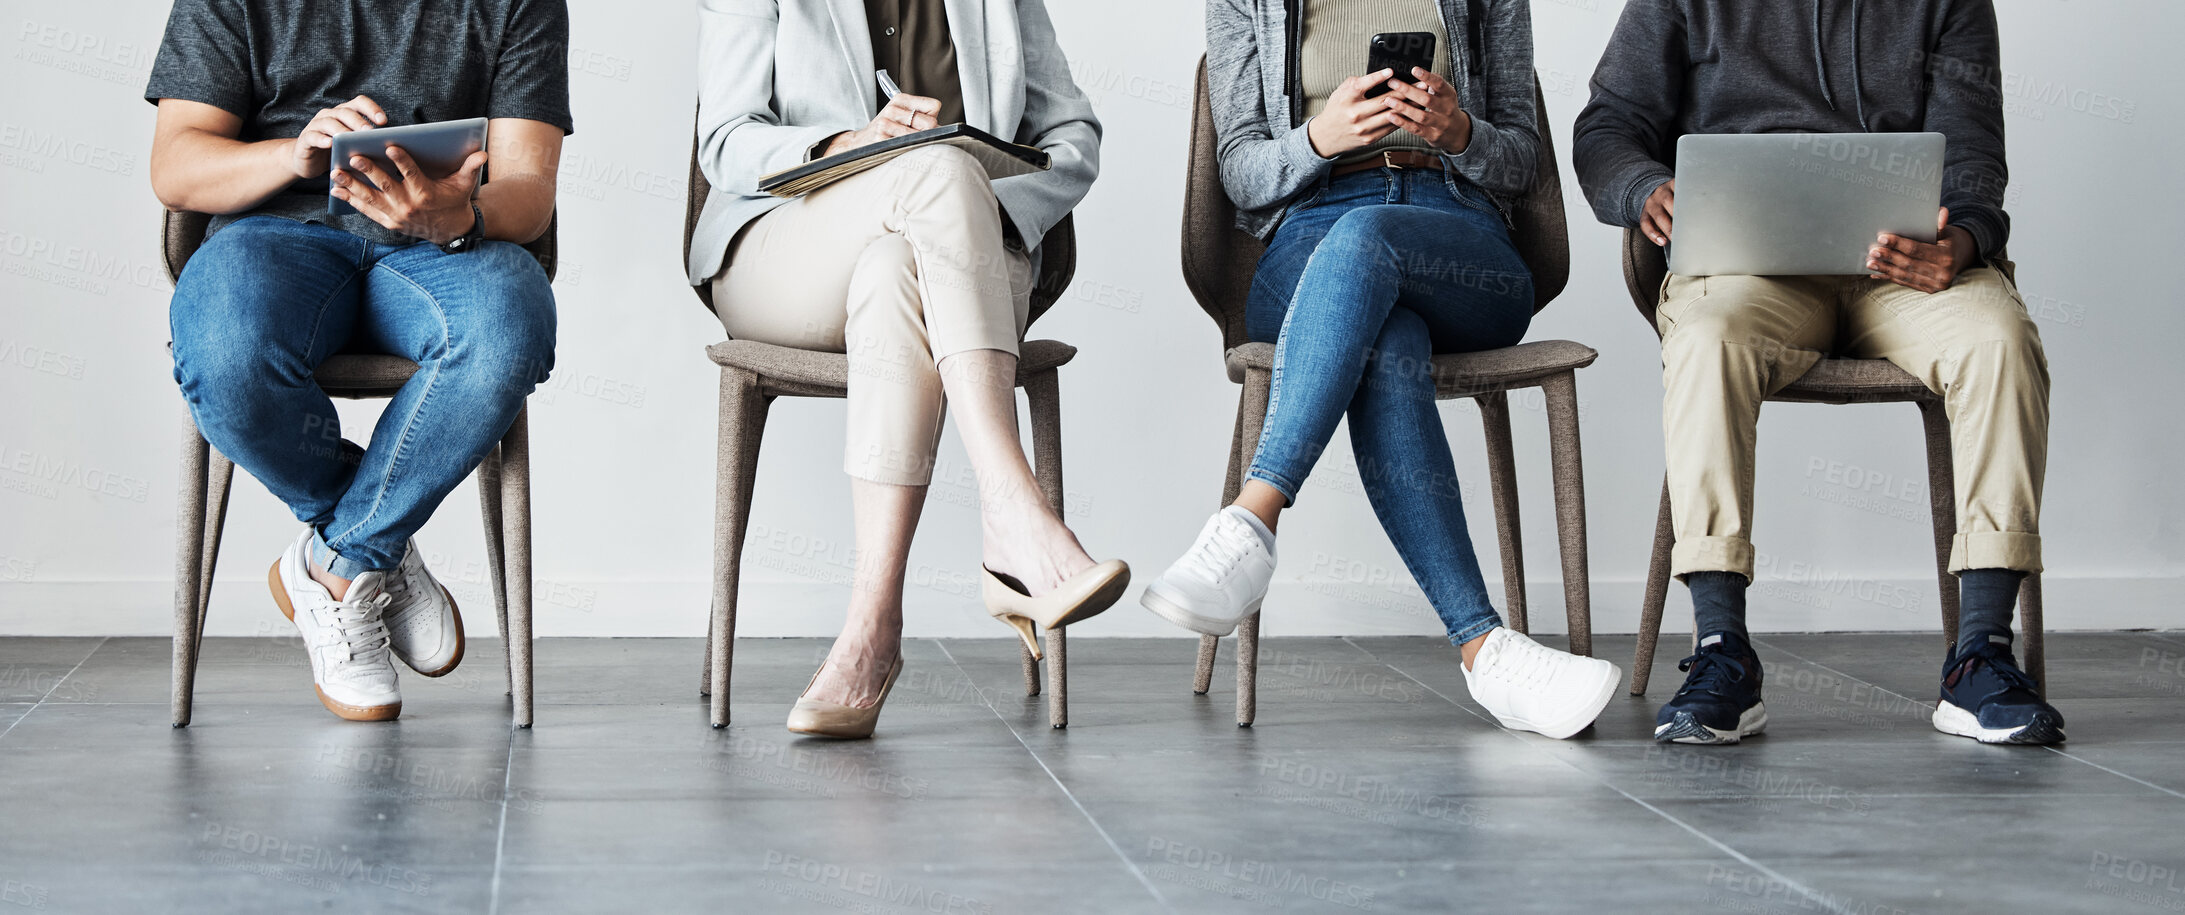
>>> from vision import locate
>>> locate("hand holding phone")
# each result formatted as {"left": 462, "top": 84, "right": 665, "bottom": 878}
{"left": 1364, "top": 32, "right": 1436, "bottom": 98}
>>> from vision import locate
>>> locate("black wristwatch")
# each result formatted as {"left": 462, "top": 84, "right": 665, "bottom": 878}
{"left": 437, "top": 201, "right": 485, "bottom": 255}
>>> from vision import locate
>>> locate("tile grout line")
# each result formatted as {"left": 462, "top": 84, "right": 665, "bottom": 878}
{"left": 0, "top": 636, "right": 107, "bottom": 745}
{"left": 1753, "top": 636, "right": 2185, "bottom": 803}
{"left": 1339, "top": 636, "right": 1859, "bottom": 915}
{"left": 485, "top": 712, "right": 518, "bottom": 914}
{"left": 933, "top": 640, "right": 1175, "bottom": 914}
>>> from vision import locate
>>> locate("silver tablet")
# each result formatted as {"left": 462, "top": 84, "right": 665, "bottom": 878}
{"left": 1667, "top": 132, "right": 1944, "bottom": 277}
{"left": 327, "top": 117, "right": 489, "bottom": 217}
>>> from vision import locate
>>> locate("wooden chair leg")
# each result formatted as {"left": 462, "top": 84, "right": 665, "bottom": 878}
{"left": 2020, "top": 574, "right": 2045, "bottom": 697}
{"left": 477, "top": 444, "right": 512, "bottom": 697}
{"left": 1025, "top": 367, "right": 1067, "bottom": 725}
{"left": 1632, "top": 478, "right": 1674, "bottom": 695}
{"left": 1541, "top": 372, "right": 1593, "bottom": 658}
{"left": 499, "top": 406, "right": 534, "bottom": 728}
{"left": 709, "top": 371, "right": 770, "bottom": 728}
{"left": 1917, "top": 399, "right": 1960, "bottom": 646}
{"left": 1477, "top": 392, "right": 1528, "bottom": 634}
{"left": 201, "top": 451, "right": 234, "bottom": 635}
{"left": 1193, "top": 636, "right": 1219, "bottom": 696}
{"left": 172, "top": 419, "right": 211, "bottom": 728}
{"left": 1196, "top": 382, "right": 1254, "bottom": 697}
{"left": 1234, "top": 365, "right": 1271, "bottom": 727}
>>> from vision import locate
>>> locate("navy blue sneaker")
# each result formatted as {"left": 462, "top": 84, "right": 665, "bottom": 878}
{"left": 1933, "top": 639, "right": 2065, "bottom": 745}
{"left": 1654, "top": 632, "right": 1767, "bottom": 744}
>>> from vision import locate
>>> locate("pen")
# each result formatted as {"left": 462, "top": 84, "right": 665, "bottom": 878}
{"left": 876, "top": 69, "right": 900, "bottom": 101}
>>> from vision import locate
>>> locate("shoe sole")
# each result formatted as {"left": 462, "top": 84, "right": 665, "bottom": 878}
{"left": 1654, "top": 703, "right": 1767, "bottom": 745}
{"left": 1931, "top": 700, "right": 2066, "bottom": 745}
{"left": 401, "top": 583, "right": 466, "bottom": 678}
{"left": 1139, "top": 586, "right": 1253, "bottom": 638}
{"left": 1495, "top": 663, "right": 1623, "bottom": 740}
{"left": 267, "top": 561, "right": 401, "bottom": 723}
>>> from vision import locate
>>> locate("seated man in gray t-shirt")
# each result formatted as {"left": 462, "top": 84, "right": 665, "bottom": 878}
{"left": 145, "top": 0, "right": 572, "bottom": 723}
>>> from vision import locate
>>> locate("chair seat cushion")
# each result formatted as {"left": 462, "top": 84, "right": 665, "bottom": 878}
{"left": 707, "top": 338, "right": 1078, "bottom": 398}
{"left": 1772, "top": 358, "right": 1934, "bottom": 405}
{"left": 1224, "top": 339, "right": 1598, "bottom": 398}
{"left": 315, "top": 354, "right": 421, "bottom": 398}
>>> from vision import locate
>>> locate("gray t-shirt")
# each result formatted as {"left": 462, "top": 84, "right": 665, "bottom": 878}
{"left": 145, "top": 0, "right": 574, "bottom": 246}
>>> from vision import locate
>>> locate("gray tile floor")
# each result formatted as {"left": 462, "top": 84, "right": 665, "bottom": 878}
{"left": 2, "top": 632, "right": 2182, "bottom": 914}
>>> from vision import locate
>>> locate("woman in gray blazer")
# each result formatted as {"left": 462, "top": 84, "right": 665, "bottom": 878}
{"left": 690, "top": 0, "right": 1123, "bottom": 738}
{"left": 1139, "top": 0, "right": 1622, "bottom": 739}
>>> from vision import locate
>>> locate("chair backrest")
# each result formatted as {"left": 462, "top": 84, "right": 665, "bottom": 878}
{"left": 1181, "top": 55, "right": 1570, "bottom": 353}
{"left": 161, "top": 208, "right": 559, "bottom": 285}
{"left": 682, "top": 106, "right": 1077, "bottom": 323}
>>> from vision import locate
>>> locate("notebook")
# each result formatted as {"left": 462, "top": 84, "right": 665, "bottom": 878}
{"left": 758, "top": 124, "right": 1049, "bottom": 197}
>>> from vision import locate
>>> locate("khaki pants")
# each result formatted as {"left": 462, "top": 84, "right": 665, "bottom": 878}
{"left": 709, "top": 146, "right": 1033, "bottom": 486}
{"left": 1657, "top": 265, "right": 2048, "bottom": 580}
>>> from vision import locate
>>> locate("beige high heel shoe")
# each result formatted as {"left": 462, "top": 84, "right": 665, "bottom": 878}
{"left": 785, "top": 654, "right": 904, "bottom": 739}
{"left": 982, "top": 559, "right": 1131, "bottom": 659}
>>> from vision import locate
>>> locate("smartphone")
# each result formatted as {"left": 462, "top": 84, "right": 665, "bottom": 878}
{"left": 1364, "top": 32, "right": 1437, "bottom": 98}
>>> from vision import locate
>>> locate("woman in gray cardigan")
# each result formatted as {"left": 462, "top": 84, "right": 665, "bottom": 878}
{"left": 1140, "top": 0, "right": 1621, "bottom": 739}
{"left": 690, "top": 0, "right": 1124, "bottom": 739}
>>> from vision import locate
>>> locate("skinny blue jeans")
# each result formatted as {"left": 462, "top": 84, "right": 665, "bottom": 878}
{"left": 1245, "top": 168, "right": 1532, "bottom": 645}
{"left": 169, "top": 216, "right": 555, "bottom": 578}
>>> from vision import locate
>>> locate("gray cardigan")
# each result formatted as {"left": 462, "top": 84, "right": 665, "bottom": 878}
{"left": 687, "top": 0, "right": 1101, "bottom": 284}
{"left": 1205, "top": 0, "right": 1539, "bottom": 239}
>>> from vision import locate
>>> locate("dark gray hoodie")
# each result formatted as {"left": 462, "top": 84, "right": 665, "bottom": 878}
{"left": 1572, "top": 0, "right": 2011, "bottom": 259}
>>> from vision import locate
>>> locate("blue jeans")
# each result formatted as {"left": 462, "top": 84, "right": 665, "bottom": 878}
{"left": 1245, "top": 168, "right": 1533, "bottom": 645}
{"left": 170, "top": 216, "right": 555, "bottom": 578}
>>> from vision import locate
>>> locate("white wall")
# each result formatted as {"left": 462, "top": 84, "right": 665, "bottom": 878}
{"left": 1, "top": 1, "right": 2177, "bottom": 639}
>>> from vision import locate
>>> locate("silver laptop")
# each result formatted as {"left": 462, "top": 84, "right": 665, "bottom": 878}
{"left": 1667, "top": 132, "right": 1944, "bottom": 276}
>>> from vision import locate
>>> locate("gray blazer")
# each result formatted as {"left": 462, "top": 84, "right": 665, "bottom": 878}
{"left": 687, "top": 0, "right": 1102, "bottom": 285}
{"left": 1206, "top": 0, "right": 1537, "bottom": 239}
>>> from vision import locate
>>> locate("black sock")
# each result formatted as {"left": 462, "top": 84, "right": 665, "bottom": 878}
{"left": 1686, "top": 571, "right": 1748, "bottom": 642}
{"left": 1956, "top": 568, "right": 2024, "bottom": 657}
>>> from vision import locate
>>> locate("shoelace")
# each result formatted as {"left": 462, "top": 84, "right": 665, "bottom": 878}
{"left": 1181, "top": 516, "right": 1260, "bottom": 584}
{"left": 1674, "top": 645, "right": 1750, "bottom": 699}
{"left": 317, "top": 591, "right": 394, "bottom": 668}
{"left": 1949, "top": 642, "right": 2038, "bottom": 697}
{"left": 1481, "top": 635, "right": 1562, "bottom": 691}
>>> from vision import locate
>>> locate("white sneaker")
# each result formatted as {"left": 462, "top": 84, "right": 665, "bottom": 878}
{"left": 1461, "top": 627, "right": 1620, "bottom": 739}
{"left": 268, "top": 531, "right": 400, "bottom": 721}
{"left": 382, "top": 540, "right": 465, "bottom": 677}
{"left": 1140, "top": 506, "right": 1277, "bottom": 637}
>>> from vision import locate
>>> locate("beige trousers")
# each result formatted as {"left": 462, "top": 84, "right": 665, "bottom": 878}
{"left": 710, "top": 146, "right": 1033, "bottom": 486}
{"left": 1657, "top": 265, "right": 2049, "bottom": 580}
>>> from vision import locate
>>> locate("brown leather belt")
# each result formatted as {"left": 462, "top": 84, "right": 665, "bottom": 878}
{"left": 1329, "top": 148, "right": 1445, "bottom": 178}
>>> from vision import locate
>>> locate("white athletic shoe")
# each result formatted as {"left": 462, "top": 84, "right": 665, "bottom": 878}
{"left": 268, "top": 531, "right": 400, "bottom": 721}
{"left": 1140, "top": 506, "right": 1278, "bottom": 637}
{"left": 1462, "top": 627, "right": 1621, "bottom": 739}
{"left": 382, "top": 541, "right": 465, "bottom": 677}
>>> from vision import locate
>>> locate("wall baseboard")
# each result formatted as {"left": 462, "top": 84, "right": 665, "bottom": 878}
{"left": 1, "top": 575, "right": 2174, "bottom": 638}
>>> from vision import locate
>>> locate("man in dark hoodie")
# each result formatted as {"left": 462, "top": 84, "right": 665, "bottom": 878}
{"left": 1573, "top": 0, "right": 2062, "bottom": 746}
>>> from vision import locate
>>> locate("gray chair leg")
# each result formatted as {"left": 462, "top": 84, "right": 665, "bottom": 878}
{"left": 1234, "top": 365, "right": 1271, "bottom": 727}
{"left": 1025, "top": 367, "right": 1068, "bottom": 726}
{"left": 478, "top": 444, "right": 512, "bottom": 697}
{"left": 1541, "top": 372, "right": 1593, "bottom": 658}
{"left": 709, "top": 370, "right": 770, "bottom": 728}
{"left": 1917, "top": 399, "right": 1960, "bottom": 647}
{"left": 1197, "top": 386, "right": 1255, "bottom": 697}
{"left": 1631, "top": 479, "right": 1674, "bottom": 695}
{"left": 2021, "top": 573, "right": 2045, "bottom": 696}
{"left": 499, "top": 406, "right": 534, "bottom": 728}
{"left": 1477, "top": 391, "right": 1528, "bottom": 634}
{"left": 201, "top": 451, "right": 234, "bottom": 631}
{"left": 172, "top": 419, "right": 211, "bottom": 728}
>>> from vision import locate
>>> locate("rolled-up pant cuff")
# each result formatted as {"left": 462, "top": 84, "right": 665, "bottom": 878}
{"left": 1243, "top": 469, "right": 1300, "bottom": 506}
{"left": 311, "top": 530, "right": 390, "bottom": 580}
{"left": 1950, "top": 531, "right": 2042, "bottom": 574}
{"left": 1670, "top": 536, "right": 1755, "bottom": 583}
{"left": 1446, "top": 617, "right": 1501, "bottom": 648}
